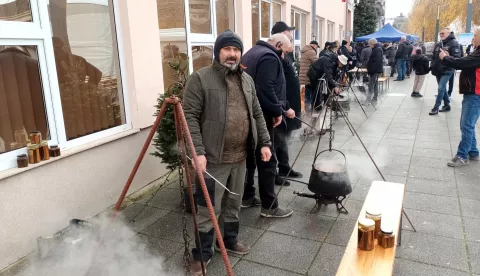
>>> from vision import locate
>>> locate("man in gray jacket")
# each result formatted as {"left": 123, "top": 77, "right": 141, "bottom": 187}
{"left": 183, "top": 30, "right": 272, "bottom": 275}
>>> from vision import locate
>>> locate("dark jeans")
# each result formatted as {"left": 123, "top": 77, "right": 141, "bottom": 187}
{"left": 448, "top": 73, "right": 455, "bottom": 96}
{"left": 406, "top": 58, "right": 412, "bottom": 76}
{"left": 274, "top": 128, "right": 291, "bottom": 173}
{"left": 434, "top": 73, "right": 453, "bottom": 109}
{"left": 243, "top": 150, "right": 256, "bottom": 200}
{"left": 390, "top": 63, "right": 396, "bottom": 77}
{"left": 396, "top": 59, "right": 406, "bottom": 80}
{"left": 368, "top": 73, "right": 380, "bottom": 99}
{"left": 305, "top": 84, "right": 312, "bottom": 109}
{"left": 243, "top": 118, "right": 279, "bottom": 210}
{"left": 456, "top": 94, "right": 480, "bottom": 160}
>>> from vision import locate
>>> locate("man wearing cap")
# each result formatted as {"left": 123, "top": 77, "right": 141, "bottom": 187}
{"left": 183, "top": 30, "right": 272, "bottom": 275}
{"left": 241, "top": 33, "right": 294, "bottom": 218}
{"left": 300, "top": 40, "right": 319, "bottom": 110}
{"left": 366, "top": 38, "right": 384, "bottom": 102}
{"left": 308, "top": 42, "right": 346, "bottom": 108}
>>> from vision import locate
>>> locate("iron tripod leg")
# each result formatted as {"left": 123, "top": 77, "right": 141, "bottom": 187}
{"left": 398, "top": 209, "right": 417, "bottom": 246}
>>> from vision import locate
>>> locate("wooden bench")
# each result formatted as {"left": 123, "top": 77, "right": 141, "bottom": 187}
{"left": 378, "top": 76, "right": 390, "bottom": 92}
{"left": 336, "top": 181, "right": 405, "bottom": 276}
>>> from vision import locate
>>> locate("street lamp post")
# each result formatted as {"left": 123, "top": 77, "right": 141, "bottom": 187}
{"left": 466, "top": 0, "right": 473, "bottom": 33}
{"left": 435, "top": 4, "right": 440, "bottom": 43}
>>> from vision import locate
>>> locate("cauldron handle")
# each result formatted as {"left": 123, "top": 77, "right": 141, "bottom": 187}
{"left": 312, "top": 149, "right": 347, "bottom": 166}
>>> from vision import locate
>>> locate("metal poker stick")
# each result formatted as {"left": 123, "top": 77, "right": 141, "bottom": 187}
{"left": 185, "top": 155, "right": 240, "bottom": 196}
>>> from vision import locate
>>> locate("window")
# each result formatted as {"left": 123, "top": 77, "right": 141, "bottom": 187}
{"left": 272, "top": 2, "right": 281, "bottom": 24}
{"left": 159, "top": 0, "right": 235, "bottom": 80}
{"left": 316, "top": 17, "right": 324, "bottom": 48}
{"left": 260, "top": 1, "right": 270, "bottom": 38}
{"left": 192, "top": 45, "right": 213, "bottom": 71}
{"left": 216, "top": 0, "right": 235, "bottom": 34}
{"left": 0, "top": 0, "right": 127, "bottom": 171}
{"left": 291, "top": 9, "right": 305, "bottom": 59}
{"left": 189, "top": 0, "right": 211, "bottom": 34}
{"left": 0, "top": 0, "right": 32, "bottom": 22}
{"left": 327, "top": 21, "right": 335, "bottom": 42}
{"left": 339, "top": 25, "right": 344, "bottom": 41}
{"left": 251, "top": 0, "right": 282, "bottom": 44}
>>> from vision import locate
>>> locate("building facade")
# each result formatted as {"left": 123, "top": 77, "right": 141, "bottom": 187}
{"left": 0, "top": 0, "right": 352, "bottom": 270}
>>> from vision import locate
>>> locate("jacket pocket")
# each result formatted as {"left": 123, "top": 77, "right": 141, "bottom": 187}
{"left": 205, "top": 88, "right": 225, "bottom": 120}
{"left": 201, "top": 120, "right": 224, "bottom": 161}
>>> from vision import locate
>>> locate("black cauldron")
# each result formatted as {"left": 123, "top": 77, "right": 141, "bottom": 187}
{"left": 308, "top": 149, "right": 353, "bottom": 197}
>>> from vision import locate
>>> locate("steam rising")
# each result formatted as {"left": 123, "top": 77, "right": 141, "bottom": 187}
{"left": 20, "top": 213, "right": 177, "bottom": 276}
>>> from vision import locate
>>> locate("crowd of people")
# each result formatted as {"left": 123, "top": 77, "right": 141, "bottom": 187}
{"left": 181, "top": 20, "right": 480, "bottom": 274}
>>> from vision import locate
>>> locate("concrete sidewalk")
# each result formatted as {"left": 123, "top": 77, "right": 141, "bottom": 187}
{"left": 2, "top": 74, "right": 479, "bottom": 276}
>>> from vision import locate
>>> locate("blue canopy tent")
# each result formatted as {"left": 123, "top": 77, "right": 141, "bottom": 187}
{"left": 355, "top": 23, "right": 420, "bottom": 42}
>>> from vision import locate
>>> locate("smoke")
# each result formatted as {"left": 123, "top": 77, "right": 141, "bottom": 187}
{"left": 21, "top": 213, "right": 178, "bottom": 276}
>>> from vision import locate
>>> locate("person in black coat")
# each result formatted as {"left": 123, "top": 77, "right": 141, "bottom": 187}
{"left": 319, "top": 41, "right": 329, "bottom": 57}
{"left": 394, "top": 36, "right": 409, "bottom": 81}
{"left": 411, "top": 48, "right": 430, "bottom": 97}
{"left": 429, "top": 28, "right": 461, "bottom": 115}
{"left": 307, "top": 42, "right": 346, "bottom": 109}
{"left": 339, "top": 40, "right": 353, "bottom": 64}
{"left": 366, "top": 38, "right": 384, "bottom": 102}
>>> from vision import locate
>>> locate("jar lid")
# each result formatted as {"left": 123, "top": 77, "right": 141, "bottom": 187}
{"left": 366, "top": 208, "right": 382, "bottom": 217}
{"left": 17, "top": 154, "right": 27, "bottom": 158}
{"left": 381, "top": 225, "right": 393, "bottom": 234}
{"left": 29, "top": 131, "right": 40, "bottom": 135}
{"left": 358, "top": 218, "right": 375, "bottom": 227}
{"left": 50, "top": 145, "right": 58, "bottom": 149}
{"left": 40, "top": 140, "right": 48, "bottom": 146}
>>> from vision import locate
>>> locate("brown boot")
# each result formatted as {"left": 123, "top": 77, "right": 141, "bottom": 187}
{"left": 189, "top": 260, "right": 209, "bottom": 276}
{"left": 215, "top": 241, "right": 250, "bottom": 255}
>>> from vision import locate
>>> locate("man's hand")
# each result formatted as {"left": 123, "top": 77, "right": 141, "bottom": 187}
{"left": 192, "top": 155, "right": 207, "bottom": 173}
{"left": 260, "top": 147, "right": 272, "bottom": 162}
{"left": 439, "top": 49, "right": 449, "bottom": 60}
{"left": 285, "top": 108, "right": 295, "bottom": 119}
{"left": 333, "top": 87, "right": 341, "bottom": 95}
{"left": 273, "top": 116, "right": 282, "bottom": 127}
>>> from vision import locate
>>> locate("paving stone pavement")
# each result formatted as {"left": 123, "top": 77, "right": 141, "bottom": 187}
{"left": 2, "top": 74, "right": 480, "bottom": 276}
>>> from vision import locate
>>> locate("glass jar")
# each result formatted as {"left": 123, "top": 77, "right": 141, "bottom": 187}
{"left": 366, "top": 209, "right": 382, "bottom": 239}
{"left": 14, "top": 129, "right": 28, "bottom": 146}
{"left": 358, "top": 218, "right": 375, "bottom": 251}
{"left": 379, "top": 226, "right": 395, "bottom": 248}
{"left": 28, "top": 144, "right": 41, "bottom": 164}
{"left": 49, "top": 145, "right": 61, "bottom": 157}
{"left": 40, "top": 141, "right": 50, "bottom": 161}
{"left": 29, "top": 131, "right": 42, "bottom": 144}
{"left": 17, "top": 154, "right": 28, "bottom": 168}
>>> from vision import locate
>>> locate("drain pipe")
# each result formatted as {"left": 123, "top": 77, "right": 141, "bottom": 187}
{"left": 312, "top": 0, "right": 317, "bottom": 40}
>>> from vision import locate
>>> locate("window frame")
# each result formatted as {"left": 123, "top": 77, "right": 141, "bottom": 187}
{"left": 291, "top": 8, "right": 305, "bottom": 58}
{"left": 0, "top": 0, "right": 131, "bottom": 172}
{"left": 252, "top": 0, "right": 281, "bottom": 42}
{"left": 183, "top": 0, "right": 236, "bottom": 74}
{"left": 316, "top": 16, "right": 324, "bottom": 50}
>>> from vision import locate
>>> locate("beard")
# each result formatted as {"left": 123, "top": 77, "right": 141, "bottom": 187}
{"left": 221, "top": 56, "right": 240, "bottom": 71}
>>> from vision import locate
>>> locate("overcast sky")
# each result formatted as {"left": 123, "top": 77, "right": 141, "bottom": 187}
{"left": 385, "top": 0, "right": 414, "bottom": 20}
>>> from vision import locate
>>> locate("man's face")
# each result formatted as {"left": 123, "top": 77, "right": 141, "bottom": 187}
{"left": 275, "top": 40, "right": 292, "bottom": 58}
{"left": 219, "top": 46, "right": 241, "bottom": 70}
{"left": 311, "top": 44, "right": 318, "bottom": 50}
{"left": 369, "top": 43, "right": 374, "bottom": 49}
{"left": 474, "top": 31, "right": 480, "bottom": 47}
{"left": 439, "top": 29, "right": 449, "bottom": 40}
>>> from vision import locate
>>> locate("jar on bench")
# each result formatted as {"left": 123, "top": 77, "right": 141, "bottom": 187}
{"left": 366, "top": 209, "right": 382, "bottom": 239}
{"left": 358, "top": 218, "right": 375, "bottom": 251}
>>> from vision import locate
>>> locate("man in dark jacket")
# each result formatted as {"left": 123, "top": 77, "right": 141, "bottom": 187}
{"left": 441, "top": 30, "right": 480, "bottom": 167}
{"left": 271, "top": 23, "right": 303, "bottom": 182}
{"left": 339, "top": 40, "right": 353, "bottom": 64}
{"left": 308, "top": 42, "right": 345, "bottom": 109}
{"left": 366, "top": 39, "right": 384, "bottom": 102}
{"left": 241, "top": 33, "right": 294, "bottom": 218}
{"left": 395, "top": 36, "right": 409, "bottom": 81}
{"left": 411, "top": 48, "right": 430, "bottom": 97}
{"left": 182, "top": 30, "right": 272, "bottom": 274}
{"left": 429, "top": 28, "right": 462, "bottom": 115}
{"left": 319, "top": 41, "right": 329, "bottom": 57}
{"left": 405, "top": 41, "right": 414, "bottom": 78}
{"left": 385, "top": 42, "right": 397, "bottom": 77}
